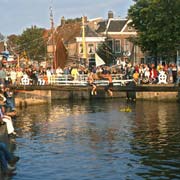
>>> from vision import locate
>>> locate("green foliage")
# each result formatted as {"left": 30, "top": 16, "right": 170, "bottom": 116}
{"left": 7, "top": 35, "right": 19, "bottom": 54}
{"left": 65, "top": 17, "right": 82, "bottom": 24}
{"left": 17, "top": 26, "right": 47, "bottom": 62}
{"left": 128, "top": 0, "right": 180, "bottom": 61}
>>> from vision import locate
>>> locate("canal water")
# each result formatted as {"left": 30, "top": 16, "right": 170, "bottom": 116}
{"left": 12, "top": 99, "right": 180, "bottom": 180}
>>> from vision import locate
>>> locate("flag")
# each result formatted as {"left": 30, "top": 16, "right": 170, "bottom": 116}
{"left": 95, "top": 53, "right": 105, "bottom": 67}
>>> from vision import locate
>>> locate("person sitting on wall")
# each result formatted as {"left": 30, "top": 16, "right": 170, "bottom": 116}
{"left": 87, "top": 71, "right": 97, "bottom": 95}
{"left": 100, "top": 71, "right": 113, "bottom": 97}
{"left": 0, "top": 93, "right": 17, "bottom": 137}
{"left": 4, "top": 87, "right": 15, "bottom": 113}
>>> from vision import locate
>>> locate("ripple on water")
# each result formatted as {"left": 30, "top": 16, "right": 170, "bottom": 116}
{"left": 14, "top": 100, "right": 180, "bottom": 180}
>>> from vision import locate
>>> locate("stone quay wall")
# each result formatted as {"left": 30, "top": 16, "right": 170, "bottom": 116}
{"left": 14, "top": 85, "right": 180, "bottom": 107}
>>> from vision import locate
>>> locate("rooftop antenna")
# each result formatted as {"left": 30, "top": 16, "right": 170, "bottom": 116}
{"left": 49, "top": 0, "right": 56, "bottom": 69}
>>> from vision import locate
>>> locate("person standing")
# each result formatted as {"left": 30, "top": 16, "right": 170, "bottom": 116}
{"left": 133, "top": 70, "right": 139, "bottom": 84}
{"left": 10, "top": 67, "right": 17, "bottom": 85}
{"left": 172, "top": 63, "right": 177, "bottom": 83}
{"left": 71, "top": 66, "right": 79, "bottom": 81}
{"left": 0, "top": 67, "right": 6, "bottom": 85}
{"left": 16, "top": 68, "right": 24, "bottom": 85}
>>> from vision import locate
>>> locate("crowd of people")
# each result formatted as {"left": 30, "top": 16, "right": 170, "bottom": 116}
{"left": 0, "top": 59, "right": 179, "bottom": 98}
{"left": 0, "top": 60, "right": 180, "bottom": 86}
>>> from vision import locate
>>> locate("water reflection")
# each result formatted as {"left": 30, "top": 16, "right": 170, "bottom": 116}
{"left": 132, "top": 101, "right": 180, "bottom": 179}
{"left": 12, "top": 99, "right": 180, "bottom": 180}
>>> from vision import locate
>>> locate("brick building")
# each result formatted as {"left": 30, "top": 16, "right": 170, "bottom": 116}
{"left": 47, "top": 11, "right": 145, "bottom": 68}
{"left": 96, "top": 11, "right": 144, "bottom": 65}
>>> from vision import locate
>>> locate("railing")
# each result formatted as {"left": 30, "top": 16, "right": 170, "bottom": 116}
{"left": 50, "top": 74, "right": 87, "bottom": 86}
{"left": 49, "top": 74, "right": 133, "bottom": 86}
{"left": 20, "top": 74, "right": 133, "bottom": 86}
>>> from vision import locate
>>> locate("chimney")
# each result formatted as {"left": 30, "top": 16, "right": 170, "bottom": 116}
{"left": 83, "top": 16, "right": 88, "bottom": 23}
{"left": 61, "top": 16, "right": 65, "bottom": 26}
{"left": 108, "top": 10, "right": 114, "bottom": 19}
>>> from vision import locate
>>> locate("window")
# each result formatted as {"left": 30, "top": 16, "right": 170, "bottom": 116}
{"left": 79, "top": 44, "right": 83, "bottom": 54}
{"left": 107, "top": 40, "right": 113, "bottom": 52}
{"left": 124, "top": 39, "right": 130, "bottom": 51}
{"left": 115, "top": 40, "right": 121, "bottom": 53}
{"left": 88, "top": 44, "right": 94, "bottom": 54}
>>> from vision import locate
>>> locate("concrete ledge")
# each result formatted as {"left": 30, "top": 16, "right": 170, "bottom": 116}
{"left": 136, "top": 92, "right": 178, "bottom": 102}
{"left": 12, "top": 84, "right": 180, "bottom": 106}
{"left": 15, "top": 98, "right": 49, "bottom": 107}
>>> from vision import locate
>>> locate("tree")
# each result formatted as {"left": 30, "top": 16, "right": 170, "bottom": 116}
{"left": 128, "top": 0, "right": 180, "bottom": 62}
{"left": 16, "top": 26, "right": 47, "bottom": 62}
{"left": 7, "top": 35, "right": 19, "bottom": 54}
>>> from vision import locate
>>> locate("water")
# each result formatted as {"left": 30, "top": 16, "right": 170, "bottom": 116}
{"left": 11, "top": 99, "right": 180, "bottom": 180}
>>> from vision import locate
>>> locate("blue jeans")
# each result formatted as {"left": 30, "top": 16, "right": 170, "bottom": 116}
{"left": 0, "top": 142, "right": 13, "bottom": 171}
{"left": 5, "top": 98, "right": 15, "bottom": 111}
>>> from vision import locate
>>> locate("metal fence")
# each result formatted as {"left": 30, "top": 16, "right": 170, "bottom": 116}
{"left": 20, "top": 74, "right": 133, "bottom": 86}
{"left": 49, "top": 74, "right": 133, "bottom": 86}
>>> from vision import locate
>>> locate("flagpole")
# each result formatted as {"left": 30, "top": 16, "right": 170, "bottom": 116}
{"left": 82, "top": 16, "right": 87, "bottom": 63}
{"left": 50, "top": 4, "right": 56, "bottom": 70}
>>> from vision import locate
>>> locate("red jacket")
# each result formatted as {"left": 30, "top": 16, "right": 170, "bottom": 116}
{"left": 150, "top": 68, "right": 158, "bottom": 78}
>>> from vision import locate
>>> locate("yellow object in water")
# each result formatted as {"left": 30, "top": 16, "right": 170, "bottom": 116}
{"left": 119, "top": 106, "right": 132, "bottom": 112}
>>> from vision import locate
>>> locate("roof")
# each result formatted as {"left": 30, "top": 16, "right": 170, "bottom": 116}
{"left": 56, "top": 22, "right": 81, "bottom": 44}
{"left": 55, "top": 21, "right": 103, "bottom": 44}
{"left": 96, "top": 18, "right": 132, "bottom": 33}
{"left": 96, "top": 21, "right": 107, "bottom": 33}
{"left": 107, "top": 19, "right": 128, "bottom": 32}
{"left": 79, "top": 25, "right": 102, "bottom": 38}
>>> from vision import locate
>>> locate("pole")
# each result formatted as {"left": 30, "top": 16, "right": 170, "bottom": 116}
{"left": 82, "top": 16, "right": 87, "bottom": 61}
{"left": 50, "top": 5, "right": 56, "bottom": 70}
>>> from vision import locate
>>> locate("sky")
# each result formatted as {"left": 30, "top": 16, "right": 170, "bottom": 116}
{"left": 0, "top": 0, "right": 134, "bottom": 36}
